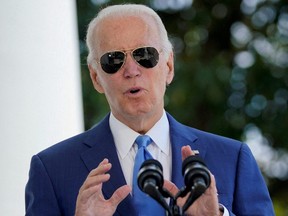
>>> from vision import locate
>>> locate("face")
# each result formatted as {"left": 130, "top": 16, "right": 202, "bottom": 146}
{"left": 89, "top": 15, "right": 174, "bottom": 126}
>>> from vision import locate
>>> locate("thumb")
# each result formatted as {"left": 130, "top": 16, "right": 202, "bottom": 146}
{"left": 109, "top": 185, "right": 131, "bottom": 207}
{"left": 181, "top": 145, "right": 194, "bottom": 161}
{"left": 163, "top": 180, "right": 179, "bottom": 197}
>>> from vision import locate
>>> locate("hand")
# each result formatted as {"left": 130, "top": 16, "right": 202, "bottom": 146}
{"left": 164, "top": 146, "right": 221, "bottom": 216}
{"left": 75, "top": 158, "right": 131, "bottom": 216}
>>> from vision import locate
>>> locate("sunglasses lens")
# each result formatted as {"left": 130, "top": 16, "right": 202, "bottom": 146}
{"left": 133, "top": 47, "right": 159, "bottom": 68}
{"left": 100, "top": 51, "right": 125, "bottom": 74}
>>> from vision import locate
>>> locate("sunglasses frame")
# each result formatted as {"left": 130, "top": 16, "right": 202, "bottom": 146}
{"left": 97, "top": 46, "right": 161, "bottom": 74}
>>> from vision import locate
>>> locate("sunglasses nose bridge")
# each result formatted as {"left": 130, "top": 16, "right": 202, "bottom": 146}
{"left": 122, "top": 51, "right": 141, "bottom": 77}
{"left": 123, "top": 50, "right": 137, "bottom": 66}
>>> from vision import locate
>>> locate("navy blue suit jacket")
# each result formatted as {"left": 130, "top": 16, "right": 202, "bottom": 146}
{"left": 25, "top": 113, "right": 274, "bottom": 215}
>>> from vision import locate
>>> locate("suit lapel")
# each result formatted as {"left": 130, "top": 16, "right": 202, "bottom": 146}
{"left": 80, "top": 114, "right": 135, "bottom": 216}
{"left": 167, "top": 113, "right": 207, "bottom": 189}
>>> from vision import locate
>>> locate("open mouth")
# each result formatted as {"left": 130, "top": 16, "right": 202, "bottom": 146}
{"left": 130, "top": 88, "right": 140, "bottom": 94}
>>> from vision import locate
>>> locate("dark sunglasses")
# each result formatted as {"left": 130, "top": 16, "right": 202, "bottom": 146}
{"left": 98, "top": 46, "right": 160, "bottom": 74}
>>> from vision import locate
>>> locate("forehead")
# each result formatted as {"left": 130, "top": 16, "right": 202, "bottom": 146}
{"left": 94, "top": 15, "right": 160, "bottom": 53}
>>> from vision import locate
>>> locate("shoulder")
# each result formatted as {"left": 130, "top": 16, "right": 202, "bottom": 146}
{"left": 167, "top": 112, "right": 243, "bottom": 150}
{"left": 192, "top": 127, "right": 243, "bottom": 150}
{"left": 36, "top": 114, "right": 110, "bottom": 161}
{"left": 35, "top": 127, "right": 93, "bottom": 162}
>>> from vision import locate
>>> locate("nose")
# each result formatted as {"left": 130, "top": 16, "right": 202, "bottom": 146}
{"left": 122, "top": 53, "right": 141, "bottom": 78}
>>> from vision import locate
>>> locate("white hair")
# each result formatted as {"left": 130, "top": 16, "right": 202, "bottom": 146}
{"left": 86, "top": 4, "right": 173, "bottom": 68}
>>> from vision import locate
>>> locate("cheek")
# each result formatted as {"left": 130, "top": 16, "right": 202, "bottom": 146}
{"left": 102, "top": 77, "right": 121, "bottom": 98}
{"left": 102, "top": 80, "right": 115, "bottom": 95}
{"left": 156, "top": 65, "right": 171, "bottom": 88}
{"left": 151, "top": 71, "right": 168, "bottom": 97}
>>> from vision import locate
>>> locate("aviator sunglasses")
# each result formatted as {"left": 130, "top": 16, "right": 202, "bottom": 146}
{"left": 98, "top": 46, "right": 160, "bottom": 74}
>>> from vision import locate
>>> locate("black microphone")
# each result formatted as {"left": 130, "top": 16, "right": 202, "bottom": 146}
{"left": 181, "top": 155, "right": 211, "bottom": 212}
{"left": 137, "top": 159, "right": 172, "bottom": 214}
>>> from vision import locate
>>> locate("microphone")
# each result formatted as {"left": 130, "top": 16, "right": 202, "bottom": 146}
{"left": 137, "top": 159, "right": 171, "bottom": 213}
{"left": 137, "top": 156, "right": 211, "bottom": 215}
{"left": 181, "top": 155, "right": 211, "bottom": 211}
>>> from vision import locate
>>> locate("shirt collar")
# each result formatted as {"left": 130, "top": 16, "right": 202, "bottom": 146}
{"left": 109, "top": 110, "right": 170, "bottom": 159}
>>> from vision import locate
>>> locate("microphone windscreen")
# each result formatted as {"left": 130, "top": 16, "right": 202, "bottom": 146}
{"left": 182, "top": 155, "right": 206, "bottom": 175}
{"left": 140, "top": 159, "right": 163, "bottom": 171}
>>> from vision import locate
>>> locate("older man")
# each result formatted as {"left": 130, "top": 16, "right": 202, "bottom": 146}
{"left": 25, "top": 4, "right": 274, "bottom": 216}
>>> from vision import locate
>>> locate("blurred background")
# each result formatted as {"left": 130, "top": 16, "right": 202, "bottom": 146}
{"left": 77, "top": 0, "right": 288, "bottom": 215}
{"left": 0, "top": 0, "right": 287, "bottom": 215}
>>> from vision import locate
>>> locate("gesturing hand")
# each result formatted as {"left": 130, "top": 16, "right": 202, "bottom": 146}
{"left": 75, "top": 158, "right": 131, "bottom": 216}
{"left": 164, "top": 146, "right": 221, "bottom": 216}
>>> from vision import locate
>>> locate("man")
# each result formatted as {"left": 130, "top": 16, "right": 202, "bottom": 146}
{"left": 25, "top": 4, "right": 275, "bottom": 216}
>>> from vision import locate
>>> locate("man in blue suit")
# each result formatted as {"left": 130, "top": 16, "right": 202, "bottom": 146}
{"left": 25, "top": 4, "right": 274, "bottom": 216}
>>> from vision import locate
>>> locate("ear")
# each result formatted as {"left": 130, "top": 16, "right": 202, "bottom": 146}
{"left": 88, "top": 64, "right": 105, "bottom": 94}
{"left": 165, "top": 51, "right": 174, "bottom": 85}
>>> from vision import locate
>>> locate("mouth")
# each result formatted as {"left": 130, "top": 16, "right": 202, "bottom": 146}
{"left": 129, "top": 88, "right": 141, "bottom": 94}
{"left": 125, "top": 87, "right": 143, "bottom": 96}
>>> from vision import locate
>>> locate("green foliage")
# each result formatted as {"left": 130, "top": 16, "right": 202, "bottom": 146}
{"left": 76, "top": 0, "right": 288, "bottom": 212}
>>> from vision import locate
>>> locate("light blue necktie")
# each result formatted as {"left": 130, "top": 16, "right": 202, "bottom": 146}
{"left": 132, "top": 135, "right": 166, "bottom": 216}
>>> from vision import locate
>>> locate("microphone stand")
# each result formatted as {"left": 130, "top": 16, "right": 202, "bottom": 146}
{"left": 169, "top": 197, "right": 182, "bottom": 216}
{"left": 157, "top": 185, "right": 202, "bottom": 216}
{"left": 143, "top": 183, "right": 183, "bottom": 216}
{"left": 155, "top": 187, "right": 184, "bottom": 216}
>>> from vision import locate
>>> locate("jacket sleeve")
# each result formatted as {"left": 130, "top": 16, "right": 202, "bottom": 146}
{"left": 231, "top": 143, "right": 275, "bottom": 215}
{"left": 25, "top": 155, "right": 62, "bottom": 216}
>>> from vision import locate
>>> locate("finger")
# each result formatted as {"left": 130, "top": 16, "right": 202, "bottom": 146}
{"left": 78, "top": 183, "right": 104, "bottom": 203}
{"left": 89, "top": 159, "right": 112, "bottom": 177}
{"left": 190, "top": 173, "right": 219, "bottom": 214}
{"left": 83, "top": 173, "right": 111, "bottom": 190}
{"left": 163, "top": 180, "right": 179, "bottom": 197}
{"left": 181, "top": 145, "right": 195, "bottom": 161}
{"left": 109, "top": 185, "right": 131, "bottom": 207}
{"left": 100, "top": 158, "right": 109, "bottom": 165}
{"left": 78, "top": 172, "right": 112, "bottom": 203}
{"left": 205, "top": 173, "right": 218, "bottom": 196}
{"left": 163, "top": 180, "right": 190, "bottom": 208}
{"left": 80, "top": 162, "right": 112, "bottom": 191}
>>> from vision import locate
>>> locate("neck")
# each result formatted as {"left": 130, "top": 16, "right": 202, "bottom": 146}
{"left": 112, "top": 109, "right": 164, "bottom": 134}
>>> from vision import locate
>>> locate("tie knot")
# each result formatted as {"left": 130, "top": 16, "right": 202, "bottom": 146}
{"left": 135, "top": 135, "right": 152, "bottom": 149}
